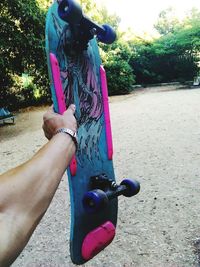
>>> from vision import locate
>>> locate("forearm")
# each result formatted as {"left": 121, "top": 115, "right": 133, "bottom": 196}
{"left": 0, "top": 133, "right": 75, "bottom": 266}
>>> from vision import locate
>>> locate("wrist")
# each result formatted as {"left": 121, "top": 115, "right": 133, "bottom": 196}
{"left": 55, "top": 128, "right": 78, "bottom": 151}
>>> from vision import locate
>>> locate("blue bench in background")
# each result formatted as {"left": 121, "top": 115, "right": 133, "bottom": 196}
{"left": 0, "top": 108, "right": 15, "bottom": 124}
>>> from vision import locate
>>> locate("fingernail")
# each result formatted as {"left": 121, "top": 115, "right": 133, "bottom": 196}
{"left": 71, "top": 104, "right": 76, "bottom": 111}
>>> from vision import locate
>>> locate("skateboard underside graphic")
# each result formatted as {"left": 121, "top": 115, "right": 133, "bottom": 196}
{"left": 46, "top": 0, "right": 140, "bottom": 264}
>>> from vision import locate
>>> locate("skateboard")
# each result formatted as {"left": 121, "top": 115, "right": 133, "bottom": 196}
{"left": 45, "top": 0, "right": 140, "bottom": 264}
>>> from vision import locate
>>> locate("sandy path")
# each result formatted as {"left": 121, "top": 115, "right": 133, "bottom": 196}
{"left": 1, "top": 86, "right": 200, "bottom": 266}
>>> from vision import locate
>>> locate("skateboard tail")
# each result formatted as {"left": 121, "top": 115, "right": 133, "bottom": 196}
{"left": 100, "top": 66, "right": 113, "bottom": 160}
{"left": 81, "top": 221, "right": 116, "bottom": 261}
{"left": 49, "top": 52, "right": 77, "bottom": 176}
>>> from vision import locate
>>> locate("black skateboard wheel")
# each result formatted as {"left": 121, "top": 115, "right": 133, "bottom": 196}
{"left": 58, "top": 0, "right": 83, "bottom": 24}
{"left": 120, "top": 179, "right": 140, "bottom": 197}
{"left": 97, "top": 24, "right": 116, "bottom": 44}
{"left": 82, "top": 189, "right": 109, "bottom": 213}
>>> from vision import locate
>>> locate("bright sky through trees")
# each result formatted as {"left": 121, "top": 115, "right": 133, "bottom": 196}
{"left": 96, "top": 0, "right": 200, "bottom": 34}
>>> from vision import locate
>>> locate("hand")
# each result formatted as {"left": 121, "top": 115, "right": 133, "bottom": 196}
{"left": 42, "top": 105, "right": 77, "bottom": 140}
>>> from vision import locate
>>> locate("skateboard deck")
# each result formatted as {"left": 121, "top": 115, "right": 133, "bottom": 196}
{"left": 46, "top": 1, "right": 117, "bottom": 264}
{"left": 45, "top": 0, "right": 140, "bottom": 264}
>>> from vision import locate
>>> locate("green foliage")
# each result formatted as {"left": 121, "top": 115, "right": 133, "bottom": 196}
{"left": 74, "top": 1, "right": 132, "bottom": 95}
{"left": 103, "top": 41, "right": 135, "bottom": 95}
{"left": 130, "top": 9, "right": 200, "bottom": 84}
{"left": 105, "top": 60, "right": 135, "bottom": 95}
{"left": 0, "top": 0, "right": 50, "bottom": 109}
{"left": 154, "top": 7, "right": 181, "bottom": 35}
{"left": 79, "top": 0, "right": 121, "bottom": 30}
{"left": 1, "top": 0, "right": 200, "bottom": 109}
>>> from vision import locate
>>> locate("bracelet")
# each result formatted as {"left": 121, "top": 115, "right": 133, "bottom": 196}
{"left": 55, "top": 128, "right": 78, "bottom": 151}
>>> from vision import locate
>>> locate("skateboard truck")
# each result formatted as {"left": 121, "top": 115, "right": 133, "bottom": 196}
{"left": 82, "top": 175, "right": 140, "bottom": 213}
{"left": 58, "top": 0, "right": 117, "bottom": 51}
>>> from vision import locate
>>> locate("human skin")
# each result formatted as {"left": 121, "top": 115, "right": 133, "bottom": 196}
{"left": 0, "top": 105, "right": 77, "bottom": 266}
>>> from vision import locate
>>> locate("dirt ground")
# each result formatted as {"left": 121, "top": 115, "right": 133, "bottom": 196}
{"left": 1, "top": 85, "right": 200, "bottom": 267}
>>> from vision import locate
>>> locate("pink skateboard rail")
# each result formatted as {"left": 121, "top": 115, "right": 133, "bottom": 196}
{"left": 50, "top": 53, "right": 77, "bottom": 176}
{"left": 100, "top": 66, "right": 113, "bottom": 160}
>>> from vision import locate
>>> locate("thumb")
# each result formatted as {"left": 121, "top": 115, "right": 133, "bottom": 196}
{"left": 67, "top": 104, "right": 76, "bottom": 114}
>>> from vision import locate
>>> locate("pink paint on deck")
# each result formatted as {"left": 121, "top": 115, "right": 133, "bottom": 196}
{"left": 81, "top": 221, "right": 116, "bottom": 260}
{"left": 50, "top": 53, "right": 77, "bottom": 176}
{"left": 69, "top": 158, "right": 77, "bottom": 177}
{"left": 50, "top": 53, "right": 66, "bottom": 115}
{"left": 100, "top": 66, "right": 113, "bottom": 160}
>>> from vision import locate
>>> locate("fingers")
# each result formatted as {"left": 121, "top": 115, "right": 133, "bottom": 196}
{"left": 66, "top": 104, "right": 76, "bottom": 115}
{"left": 42, "top": 104, "right": 77, "bottom": 140}
{"left": 43, "top": 106, "right": 52, "bottom": 121}
{"left": 45, "top": 105, "right": 54, "bottom": 115}
{"left": 42, "top": 123, "right": 51, "bottom": 140}
{"left": 43, "top": 105, "right": 57, "bottom": 121}
{"left": 48, "top": 105, "right": 54, "bottom": 113}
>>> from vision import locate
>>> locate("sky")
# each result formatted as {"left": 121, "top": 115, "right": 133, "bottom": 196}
{"left": 95, "top": 0, "right": 200, "bottom": 35}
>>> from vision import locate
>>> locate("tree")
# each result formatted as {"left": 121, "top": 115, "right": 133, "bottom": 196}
{"left": 78, "top": 0, "right": 134, "bottom": 94}
{"left": 183, "top": 7, "right": 200, "bottom": 26}
{"left": 78, "top": 0, "right": 121, "bottom": 30}
{"left": 0, "top": 0, "right": 129, "bottom": 109}
{"left": 0, "top": 0, "right": 50, "bottom": 109}
{"left": 129, "top": 6, "right": 200, "bottom": 84}
{"left": 103, "top": 40, "right": 136, "bottom": 95}
{"left": 154, "top": 7, "right": 180, "bottom": 35}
